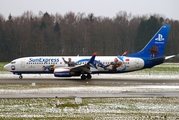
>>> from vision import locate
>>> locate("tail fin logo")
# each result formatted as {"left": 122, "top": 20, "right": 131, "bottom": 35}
{"left": 155, "top": 34, "right": 164, "bottom": 41}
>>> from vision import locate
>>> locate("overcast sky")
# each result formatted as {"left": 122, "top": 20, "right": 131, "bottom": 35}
{"left": 0, "top": 0, "right": 179, "bottom": 20}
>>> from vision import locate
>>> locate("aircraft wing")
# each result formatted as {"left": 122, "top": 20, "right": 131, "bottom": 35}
{"left": 70, "top": 64, "right": 91, "bottom": 73}
{"left": 54, "top": 52, "right": 97, "bottom": 77}
{"left": 70, "top": 52, "right": 97, "bottom": 73}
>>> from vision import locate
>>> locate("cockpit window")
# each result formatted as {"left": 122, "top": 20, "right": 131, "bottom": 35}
{"left": 11, "top": 61, "right": 16, "bottom": 64}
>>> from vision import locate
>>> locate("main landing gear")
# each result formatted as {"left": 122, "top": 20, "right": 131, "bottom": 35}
{"left": 19, "top": 75, "right": 23, "bottom": 79}
{"left": 81, "top": 74, "right": 92, "bottom": 80}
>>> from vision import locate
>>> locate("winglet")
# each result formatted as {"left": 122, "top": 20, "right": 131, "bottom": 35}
{"left": 88, "top": 52, "right": 97, "bottom": 68}
{"left": 93, "top": 52, "right": 97, "bottom": 56}
{"left": 122, "top": 51, "right": 127, "bottom": 56}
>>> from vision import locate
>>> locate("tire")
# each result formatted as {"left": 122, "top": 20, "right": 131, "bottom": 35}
{"left": 81, "top": 74, "right": 86, "bottom": 80}
{"left": 19, "top": 75, "right": 23, "bottom": 79}
{"left": 86, "top": 74, "right": 92, "bottom": 79}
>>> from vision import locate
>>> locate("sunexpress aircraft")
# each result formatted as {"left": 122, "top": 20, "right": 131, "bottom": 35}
{"left": 4, "top": 25, "right": 175, "bottom": 80}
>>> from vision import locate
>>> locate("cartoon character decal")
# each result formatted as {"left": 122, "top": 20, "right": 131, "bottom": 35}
{"left": 76, "top": 57, "right": 126, "bottom": 72}
{"left": 62, "top": 57, "right": 75, "bottom": 67}
{"left": 97, "top": 57, "right": 126, "bottom": 71}
{"left": 148, "top": 46, "right": 159, "bottom": 58}
{"left": 104, "top": 58, "right": 123, "bottom": 71}
{"left": 42, "top": 64, "right": 54, "bottom": 71}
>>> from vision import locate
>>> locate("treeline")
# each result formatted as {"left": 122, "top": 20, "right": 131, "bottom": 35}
{"left": 0, "top": 11, "right": 179, "bottom": 62}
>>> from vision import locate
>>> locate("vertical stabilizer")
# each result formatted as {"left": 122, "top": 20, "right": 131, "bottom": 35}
{"left": 128, "top": 25, "right": 170, "bottom": 58}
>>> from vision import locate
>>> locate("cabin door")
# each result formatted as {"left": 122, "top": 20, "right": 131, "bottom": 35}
{"left": 21, "top": 60, "right": 25, "bottom": 68}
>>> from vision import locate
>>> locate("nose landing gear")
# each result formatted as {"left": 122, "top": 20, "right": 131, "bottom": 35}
{"left": 19, "top": 75, "right": 23, "bottom": 79}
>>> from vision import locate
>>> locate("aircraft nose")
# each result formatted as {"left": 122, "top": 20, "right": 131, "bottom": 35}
{"left": 4, "top": 64, "right": 11, "bottom": 71}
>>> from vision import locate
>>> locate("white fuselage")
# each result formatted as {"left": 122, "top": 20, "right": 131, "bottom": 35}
{"left": 4, "top": 56, "right": 145, "bottom": 74}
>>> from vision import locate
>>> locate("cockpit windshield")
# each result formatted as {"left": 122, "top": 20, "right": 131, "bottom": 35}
{"left": 11, "top": 61, "right": 16, "bottom": 64}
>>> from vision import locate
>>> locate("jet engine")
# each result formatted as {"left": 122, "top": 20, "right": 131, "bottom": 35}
{"left": 54, "top": 68, "right": 81, "bottom": 77}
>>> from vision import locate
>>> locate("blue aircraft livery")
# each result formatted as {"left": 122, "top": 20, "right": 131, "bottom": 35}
{"left": 29, "top": 58, "right": 59, "bottom": 63}
{"left": 127, "top": 25, "right": 170, "bottom": 59}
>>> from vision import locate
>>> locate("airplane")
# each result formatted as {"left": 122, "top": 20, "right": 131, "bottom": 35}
{"left": 4, "top": 24, "right": 175, "bottom": 80}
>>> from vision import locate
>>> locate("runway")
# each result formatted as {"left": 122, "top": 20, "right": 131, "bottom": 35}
{"left": 1, "top": 77, "right": 179, "bottom": 84}
{"left": 0, "top": 92, "right": 179, "bottom": 98}
{"left": 0, "top": 76, "right": 179, "bottom": 98}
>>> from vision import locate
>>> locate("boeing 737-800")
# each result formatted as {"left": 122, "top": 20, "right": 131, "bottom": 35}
{"left": 4, "top": 24, "right": 175, "bottom": 80}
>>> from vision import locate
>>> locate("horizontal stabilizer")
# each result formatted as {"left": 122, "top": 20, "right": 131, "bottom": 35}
{"left": 149, "top": 56, "right": 165, "bottom": 62}
{"left": 149, "top": 55, "right": 175, "bottom": 62}
{"left": 165, "top": 55, "right": 175, "bottom": 60}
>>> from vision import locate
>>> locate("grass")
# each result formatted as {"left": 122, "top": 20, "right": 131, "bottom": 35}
{"left": 0, "top": 84, "right": 179, "bottom": 119}
{"left": 0, "top": 62, "right": 8, "bottom": 71}
{"left": 0, "top": 98, "right": 179, "bottom": 119}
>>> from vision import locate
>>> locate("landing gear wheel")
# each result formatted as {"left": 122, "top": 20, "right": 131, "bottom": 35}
{"left": 19, "top": 75, "right": 23, "bottom": 79}
{"left": 86, "top": 74, "right": 92, "bottom": 79}
{"left": 81, "top": 74, "right": 86, "bottom": 80}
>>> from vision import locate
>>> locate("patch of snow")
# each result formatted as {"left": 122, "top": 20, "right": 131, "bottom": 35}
{"left": 0, "top": 85, "right": 179, "bottom": 94}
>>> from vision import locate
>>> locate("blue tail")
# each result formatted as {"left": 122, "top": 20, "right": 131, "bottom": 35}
{"left": 128, "top": 25, "right": 170, "bottom": 59}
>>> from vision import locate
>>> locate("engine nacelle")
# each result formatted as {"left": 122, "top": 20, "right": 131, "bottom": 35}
{"left": 54, "top": 68, "right": 81, "bottom": 77}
